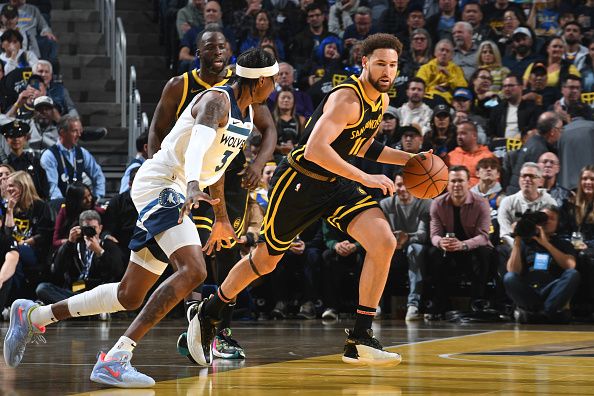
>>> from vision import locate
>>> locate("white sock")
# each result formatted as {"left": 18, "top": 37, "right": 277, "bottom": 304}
{"left": 106, "top": 336, "right": 137, "bottom": 359}
{"left": 29, "top": 305, "right": 58, "bottom": 328}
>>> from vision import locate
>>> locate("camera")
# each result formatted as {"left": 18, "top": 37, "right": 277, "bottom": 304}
{"left": 512, "top": 211, "right": 548, "bottom": 240}
{"left": 81, "top": 225, "right": 97, "bottom": 238}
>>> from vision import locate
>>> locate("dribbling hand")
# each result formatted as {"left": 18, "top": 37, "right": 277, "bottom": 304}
{"left": 178, "top": 181, "right": 220, "bottom": 224}
{"left": 203, "top": 220, "right": 239, "bottom": 255}
{"left": 360, "top": 174, "right": 394, "bottom": 196}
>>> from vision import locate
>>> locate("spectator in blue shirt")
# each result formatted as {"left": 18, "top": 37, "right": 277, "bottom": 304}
{"left": 40, "top": 115, "right": 105, "bottom": 201}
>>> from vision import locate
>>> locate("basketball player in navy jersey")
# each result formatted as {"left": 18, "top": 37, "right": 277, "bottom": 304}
{"left": 192, "top": 33, "right": 431, "bottom": 366}
{"left": 4, "top": 48, "right": 278, "bottom": 388}
{"left": 148, "top": 25, "right": 277, "bottom": 360}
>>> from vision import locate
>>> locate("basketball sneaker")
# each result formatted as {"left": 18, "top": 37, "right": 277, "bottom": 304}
{"left": 3, "top": 299, "right": 46, "bottom": 368}
{"left": 176, "top": 332, "right": 197, "bottom": 364}
{"left": 187, "top": 298, "right": 219, "bottom": 366}
{"left": 90, "top": 350, "right": 155, "bottom": 388}
{"left": 342, "top": 329, "right": 402, "bottom": 366}
{"left": 213, "top": 328, "right": 246, "bottom": 359}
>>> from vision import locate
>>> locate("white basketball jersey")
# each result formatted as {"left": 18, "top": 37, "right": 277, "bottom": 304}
{"left": 147, "top": 86, "right": 253, "bottom": 191}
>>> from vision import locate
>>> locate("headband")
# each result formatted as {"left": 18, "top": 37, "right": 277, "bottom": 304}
{"left": 235, "top": 61, "right": 279, "bottom": 79}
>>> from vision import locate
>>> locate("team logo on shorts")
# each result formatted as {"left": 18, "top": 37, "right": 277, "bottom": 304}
{"left": 233, "top": 217, "right": 241, "bottom": 230}
{"left": 158, "top": 188, "right": 181, "bottom": 208}
{"left": 357, "top": 186, "right": 366, "bottom": 195}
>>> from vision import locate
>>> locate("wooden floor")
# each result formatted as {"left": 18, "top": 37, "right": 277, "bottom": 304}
{"left": 3, "top": 318, "right": 594, "bottom": 395}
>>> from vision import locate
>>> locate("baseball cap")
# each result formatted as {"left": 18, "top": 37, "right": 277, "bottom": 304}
{"left": 453, "top": 87, "right": 473, "bottom": 101}
{"left": 433, "top": 103, "right": 451, "bottom": 117}
{"left": 531, "top": 62, "right": 547, "bottom": 75}
{"left": 33, "top": 96, "right": 55, "bottom": 109}
{"left": 512, "top": 27, "right": 532, "bottom": 40}
{"left": 400, "top": 124, "right": 422, "bottom": 136}
{"left": 0, "top": 119, "right": 30, "bottom": 138}
{"left": 384, "top": 105, "right": 398, "bottom": 119}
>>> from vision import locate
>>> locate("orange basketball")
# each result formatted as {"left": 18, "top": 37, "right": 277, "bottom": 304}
{"left": 403, "top": 153, "right": 448, "bottom": 199}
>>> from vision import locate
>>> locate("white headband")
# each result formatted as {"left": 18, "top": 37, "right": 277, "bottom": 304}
{"left": 235, "top": 61, "right": 279, "bottom": 79}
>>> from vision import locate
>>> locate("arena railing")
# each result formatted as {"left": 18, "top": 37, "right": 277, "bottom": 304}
{"left": 128, "top": 66, "right": 149, "bottom": 159}
{"left": 97, "top": 0, "right": 147, "bottom": 160}
{"left": 97, "top": 0, "right": 125, "bottom": 124}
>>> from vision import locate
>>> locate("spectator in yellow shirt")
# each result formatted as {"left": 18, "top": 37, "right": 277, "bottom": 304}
{"left": 416, "top": 39, "right": 468, "bottom": 104}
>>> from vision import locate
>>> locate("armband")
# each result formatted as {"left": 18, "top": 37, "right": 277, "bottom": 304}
{"left": 185, "top": 124, "right": 217, "bottom": 182}
{"left": 363, "top": 140, "right": 385, "bottom": 161}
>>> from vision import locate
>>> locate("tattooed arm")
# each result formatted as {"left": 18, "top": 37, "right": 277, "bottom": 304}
{"left": 240, "top": 103, "right": 277, "bottom": 189}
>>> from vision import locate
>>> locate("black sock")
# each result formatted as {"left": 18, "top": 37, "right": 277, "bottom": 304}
{"left": 203, "top": 287, "right": 231, "bottom": 320}
{"left": 218, "top": 302, "right": 236, "bottom": 331}
{"left": 353, "top": 305, "right": 375, "bottom": 337}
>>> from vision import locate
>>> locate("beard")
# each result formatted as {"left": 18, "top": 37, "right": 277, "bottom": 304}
{"left": 369, "top": 76, "right": 394, "bottom": 93}
{"left": 565, "top": 37, "right": 578, "bottom": 46}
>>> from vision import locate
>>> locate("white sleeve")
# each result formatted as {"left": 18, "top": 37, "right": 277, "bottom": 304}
{"left": 184, "top": 124, "right": 217, "bottom": 183}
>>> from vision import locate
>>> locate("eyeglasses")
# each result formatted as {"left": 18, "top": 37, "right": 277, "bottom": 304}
{"left": 412, "top": 37, "right": 427, "bottom": 41}
{"left": 520, "top": 173, "right": 540, "bottom": 179}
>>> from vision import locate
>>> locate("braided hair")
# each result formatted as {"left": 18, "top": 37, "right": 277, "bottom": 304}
{"left": 235, "top": 48, "right": 276, "bottom": 101}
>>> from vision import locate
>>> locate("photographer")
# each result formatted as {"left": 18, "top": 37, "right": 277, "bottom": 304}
{"left": 36, "top": 210, "right": 125, "bottom": 305}
{"left": 504, "top": 206, "right": 580, "bottom": 323}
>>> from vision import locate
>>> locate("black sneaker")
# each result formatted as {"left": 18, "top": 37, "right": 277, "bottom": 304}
{"left": 296, "top": 301, "right": 316, "bottom": 320}
{"left": 270, "top": 301, "right": 288, "bottom": 319}
{"left": 342, "top": 329, "right": 402, "bottom": 366}
{"left": 213, "top": 328, "right": 246, "bottom": 359}
{"left": 187, "top": 298, "right": 219, "bottom": 366}
{"left": 176, "top": 332, "right": 198, "bottom": 364}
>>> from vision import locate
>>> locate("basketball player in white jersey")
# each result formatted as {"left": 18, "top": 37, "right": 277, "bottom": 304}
{"left": 3, "top": 48, "right": 279, "bottom": 388}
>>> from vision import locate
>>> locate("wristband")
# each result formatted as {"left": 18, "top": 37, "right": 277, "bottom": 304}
{"left": 363, "top": 140, "right": 385, "bottom": 161}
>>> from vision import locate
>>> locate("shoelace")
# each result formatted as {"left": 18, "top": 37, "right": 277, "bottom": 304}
{"left": 344, "top": 329, "right": 384, "bottom": 350}
{"left": 30, "top": 333, "right": 46, "bottom": 345}
{"left": 221, "top": 334, "right": 242, "bottom": 348}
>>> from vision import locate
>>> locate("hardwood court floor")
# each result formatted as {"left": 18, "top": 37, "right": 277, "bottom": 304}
{"left": 2, "top": 318, "right": 594, "bottom": 395}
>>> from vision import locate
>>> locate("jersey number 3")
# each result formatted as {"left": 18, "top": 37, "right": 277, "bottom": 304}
{"left": 215, "top": 150, "right": 233, "bottom": 172}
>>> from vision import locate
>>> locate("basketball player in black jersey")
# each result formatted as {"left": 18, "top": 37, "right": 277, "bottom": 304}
{"left": 148, "top": 26, "right": 277, "bottom": 361}
{"left": 192, "top": 33, "right": 430, "bottom": 366}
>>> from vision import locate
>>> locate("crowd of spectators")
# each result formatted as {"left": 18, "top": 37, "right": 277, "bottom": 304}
{"left": 0, "top": 1, "right": 128, "bottom": 320}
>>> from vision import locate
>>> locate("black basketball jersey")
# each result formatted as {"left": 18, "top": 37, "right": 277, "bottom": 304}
{"left": 175, "top": 68, "right": 233, "bottom": 119}
{"left": 289, "top": 75, "right": 385, "bottom": 178}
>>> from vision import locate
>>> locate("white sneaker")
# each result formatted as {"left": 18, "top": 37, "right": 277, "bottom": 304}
{"left": 405, "top": 306, "right": 420, "bottom": 321}
{"left": 342, "top": 329, "right": 402, "bottom": 366}
{"left": 322, "top": 308, "right": 338, "bottom": 320}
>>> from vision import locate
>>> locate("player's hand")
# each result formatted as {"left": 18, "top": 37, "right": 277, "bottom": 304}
{"left": 178, "top": 181, "right": 220, "bottom": 224}
{"left": 238, "top": 161, "right": 264, "bottom": 190}
{"left": 360, "top": 174, "right": 394, "bottom": 196}
{"left": 203, "top": 219, "right": 238, "bottom": 255}
{"left": 411, "top": 149, "right": 433, "bottom": 161}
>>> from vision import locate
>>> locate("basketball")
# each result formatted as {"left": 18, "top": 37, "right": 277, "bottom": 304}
{"left": 403, "top": 153, "right": 448, "bottom": 199}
